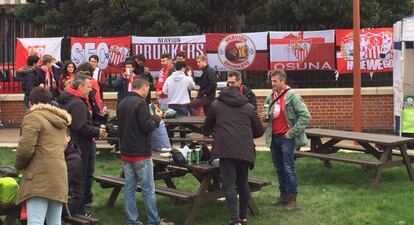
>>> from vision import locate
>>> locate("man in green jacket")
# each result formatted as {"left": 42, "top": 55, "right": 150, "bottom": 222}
{"left": 263, "top": 70, "right": 311, "bottom": 211}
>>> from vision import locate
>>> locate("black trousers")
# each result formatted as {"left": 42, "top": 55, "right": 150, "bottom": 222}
{"left": 219, "top": 158, "right": 251, "bottom": 223}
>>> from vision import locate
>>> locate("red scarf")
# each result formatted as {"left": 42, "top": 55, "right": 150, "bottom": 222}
{"left": 66, "top": 86, "right": 91, "bottom": 111}
{"left": 41, "top": 65, "right": 52, "bottom": 88}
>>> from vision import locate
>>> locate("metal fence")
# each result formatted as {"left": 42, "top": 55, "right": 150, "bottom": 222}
{"left": 0, "top": 16, "right": 392, "bottom": 93}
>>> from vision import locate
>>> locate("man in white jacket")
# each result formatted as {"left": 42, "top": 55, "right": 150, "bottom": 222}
{"left": 163, "top": 61, "right": 195, "bottom": 116}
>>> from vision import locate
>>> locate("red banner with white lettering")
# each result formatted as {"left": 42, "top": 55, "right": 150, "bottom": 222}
{"left": 15, "top": 37, "right": 63, "bottom": 70}
{"left": 70, "top": 37, "right": 131, "bottom": 74}
{"left": 336, "top": 28, "right": 393, "bottom": 74}
{"left": 206, "top": 32, "right": 268, "bottom": 71}
{"left": 269, "top": 30, "right": 335, "bottom": 71}
{"left": 131, "top": 35, "right": 206, "bottom": 73}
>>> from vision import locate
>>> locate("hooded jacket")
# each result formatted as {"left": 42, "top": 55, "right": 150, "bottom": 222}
{"left": 203, "top": 87, "right": 264, "bottom": 167}
{"left": 163, "top": 71, "right": 195, "bottom": 105}
{"left": 58, "top": 88, "right": 100, "bottom": 157}
{"left": 15, "top": 103, "right": 72, "bottom": 204}
{"left": 64, "top": 140, "right": 84, "bottom": 213}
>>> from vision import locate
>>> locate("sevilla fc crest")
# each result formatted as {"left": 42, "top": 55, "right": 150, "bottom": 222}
{"left": 27, "top": 45, "right": 46, "bottom": 58}
{"left": 290, "top": 39, "right": 311, "bottom": 63}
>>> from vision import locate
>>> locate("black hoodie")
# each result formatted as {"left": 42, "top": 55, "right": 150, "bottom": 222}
{"left": 203, "top": 87, "right": 264, "bottom": 166}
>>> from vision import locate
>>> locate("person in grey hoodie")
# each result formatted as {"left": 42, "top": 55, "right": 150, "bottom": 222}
{"left": 162, "top": 61, "right": 195, "bottom": 116}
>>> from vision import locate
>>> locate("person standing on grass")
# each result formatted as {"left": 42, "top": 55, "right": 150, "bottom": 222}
{"left": 226, "top": 71, "right": 257, "bottom": 110}
{"left": 263, "top": 69, "right": 311, "bottom": 211}
{"left": 189, "top": 54, "right": 217, "bottom": 116}
{"left": 89, "top": 55, "right": 106, "bottom": 98}
{"left": 58, "top": 73, "right": 107, "bottom": 213}
{"left": 155, "top": 54, "right": 173, "bottom": 109}
{"left": 15, "top": 87, "right": 72, "bottom": 225}
{"left": 203, "top": 86, "right": 264, "bottom": 225}
{"left": 162, "top": 61, "right": 195, "bottom": 116}
{"left": 117, "top": 77, "right": 174, "bottom": 225}
{"left": 19, "top": 55, "right": 41, "bottom": 110}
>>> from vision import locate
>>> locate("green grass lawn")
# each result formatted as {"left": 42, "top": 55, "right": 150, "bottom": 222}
{"left": 1, "top": 147, "right": 414, "bottom": 225}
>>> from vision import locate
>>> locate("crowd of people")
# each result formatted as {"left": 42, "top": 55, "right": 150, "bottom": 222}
{"left": 14, "top": 51, "right": 311, "bottom": 225}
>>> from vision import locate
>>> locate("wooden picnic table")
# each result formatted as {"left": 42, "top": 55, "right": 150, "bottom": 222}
{"left": 94, "top": 151, "right": 270, "bottom": 225}
{"left": 295, "top": 128, "right": 414, "bottom": 188}
{"left": 163, "top": 116, "right": 206, "bottom": 134}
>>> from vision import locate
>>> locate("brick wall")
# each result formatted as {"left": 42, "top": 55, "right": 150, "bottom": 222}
{"left": 0, "top": 88, "right": 395, "bottom": 132}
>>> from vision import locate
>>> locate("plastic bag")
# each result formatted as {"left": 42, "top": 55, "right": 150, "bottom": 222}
{"left": 0, "top": 177, "right": 18, "bottom": 204}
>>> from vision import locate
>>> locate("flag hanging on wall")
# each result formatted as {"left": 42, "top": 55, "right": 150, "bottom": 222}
{"left": 269, "top": 30, "right": 335, "bottom": 71}
{"left": 71, "top": 36, "right": 131, "bottom": 74}
{"left": 206, "top": 32, "right": 268, "bottom": 71}
{"left": 15, "top": 37, "right": 63, "bottom": 70}
{"left": 336, "top": 28, "right": 393, "bottom": 74}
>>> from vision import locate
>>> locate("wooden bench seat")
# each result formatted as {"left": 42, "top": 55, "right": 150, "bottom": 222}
{"left": 0, "top": 203, "right": 20, "bottom": 225}
{"left": 247, "top": 178, "right": 271, "bottom": 192}
{"left": 295, "top": 151, "right": 382, "bottom": 167}
{"left": 247, "top": 178, "right": 271, "bottom": 188}
{"left": 94, "top": 175, "right": 196, "bottom": 202}
{"left": 170, "top": 137, "right": 214, "bottom": 144}
{"left": 334, "top": 144, "right": 414, "bottom": 157}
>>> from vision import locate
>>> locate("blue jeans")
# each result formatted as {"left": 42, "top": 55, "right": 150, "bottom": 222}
{"left": 26, "top": 197, "right": 62, "bottom": 225}
{"left": 123, "top": 159, "right": 160, "bottom": 225}
{"left": 270, "top": 135, "right": 297, "bottom": 197}
{"left": 168, "top": 104, "right": 189, "bottom": 117}
{"left": 84, "top": 141, "right": 96, "bottom": 204}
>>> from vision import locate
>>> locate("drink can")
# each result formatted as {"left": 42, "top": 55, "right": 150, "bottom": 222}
{"left": 99, "top": 124, "right": 106, "bottom": 139}
{"left": 263, "top": 104, "right": 270, "bottom": 120}
{"left": 187, "top": 149, "right": 193, "bottom": 165}
{"left": 194, "top": 145, "right": 202, "bottom": 163}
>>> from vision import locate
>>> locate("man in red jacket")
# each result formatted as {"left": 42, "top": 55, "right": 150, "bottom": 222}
{"left": 155, "top": 54, "right": 173, "bottom": 108}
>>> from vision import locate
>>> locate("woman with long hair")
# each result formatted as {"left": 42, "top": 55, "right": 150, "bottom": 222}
{"left": 58, "top": 61, "right": 76, "bottom": 94}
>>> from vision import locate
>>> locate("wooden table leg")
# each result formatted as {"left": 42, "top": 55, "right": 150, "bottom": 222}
{"left": 369, "top": 147, "right": 391, "bottom": 188}
{"left": 247, "top": 195, "right": 259, "bottom": 215}
{"left": 399, "top": 144, "right": 414, "bottom": 181}
{"left": 2, "top": 209, "right": 19, "bottom": 225}
{"left": 106, "top": 171, "right": 125, "bottom": 207}
{"left": 106, "top": 186, "right": 122, "bottom": 207}
{"left": 184, "top": 175, "right": 211, "bottom": 225}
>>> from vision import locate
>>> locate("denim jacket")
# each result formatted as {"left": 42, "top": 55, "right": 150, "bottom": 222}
{"left": 264, "top": 89, "right": 311, "bottom": 148}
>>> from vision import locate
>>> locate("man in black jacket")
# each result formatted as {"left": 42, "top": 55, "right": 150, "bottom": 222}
{"left": 189, "top": 54, "right": 217, "bottom": 116}
{"left": 117, "top": 78, "right": 174, "bottom": 225}
{"left": 227, "top": 71, "right": 257, "bottom": 110}
{"left": 203, "top": 86, "right": 264, "bottom": 225}
{"left": 58, "top": 73, "right": 106, "bottom": 210}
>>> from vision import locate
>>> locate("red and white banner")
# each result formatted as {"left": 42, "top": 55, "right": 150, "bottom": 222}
{"left": 15, "top": 37, "right": 63, "bottom": 70}
{"left": 131, "top": 35, "right": 206, "bottom": 73}
{"left": 336, "top": 28, "right": 393, "bottom": 74}
{"left": 206, "top": 32, "right": 268, "bottom": 71}
{"left": 269, "top": 30, "right": 335, "bottom": 71}
{"left": 71, "top": 36, "right": 130, "bottom": 74}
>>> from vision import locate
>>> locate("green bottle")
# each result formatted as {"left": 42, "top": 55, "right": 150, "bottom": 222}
{"left": 16, "top": 174, "right": 23, "bottom": 184}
